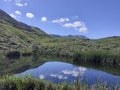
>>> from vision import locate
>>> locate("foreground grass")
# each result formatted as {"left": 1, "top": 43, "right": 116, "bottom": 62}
{"left": 0, "top": 76, "right": 119, "bottom": 90}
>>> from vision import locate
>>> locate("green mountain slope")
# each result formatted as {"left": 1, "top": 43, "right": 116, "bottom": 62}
{"left": 0, "top": 9, "right": 49, "bottom": 52}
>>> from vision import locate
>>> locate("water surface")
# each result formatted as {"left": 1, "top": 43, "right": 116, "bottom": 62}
{"left": 17, "top": 61, "right": 120, "bottom": 87}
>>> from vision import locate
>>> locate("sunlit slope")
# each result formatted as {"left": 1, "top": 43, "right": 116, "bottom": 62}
{"left": 0, "top": 9, "right": 49, "bottom": 52}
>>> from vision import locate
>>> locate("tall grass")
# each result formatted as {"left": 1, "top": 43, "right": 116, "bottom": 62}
{"left": 0, "top": 75, "right": 119, "bottom": 90}
{"left": 73, "top": 50, "right": 120, "bottom": 67}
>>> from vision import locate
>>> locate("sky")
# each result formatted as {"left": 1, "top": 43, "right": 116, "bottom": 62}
{"left": 0, "top": 0, "right": 120, "bottom": 39}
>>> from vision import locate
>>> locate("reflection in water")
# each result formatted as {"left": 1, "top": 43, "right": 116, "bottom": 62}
{"left": 17, "top": 62, "right": 120, "bottom": 87}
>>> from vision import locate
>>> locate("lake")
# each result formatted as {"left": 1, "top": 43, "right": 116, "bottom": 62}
{"left": 16, "top": 61, "right": 120, "bottom": 87}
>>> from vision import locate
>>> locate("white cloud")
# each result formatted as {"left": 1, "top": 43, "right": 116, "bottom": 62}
{"left": 15, "top": 10, "right": 21, "bottom": 15}
{"left": 79, "top": 26, "right": 88, "bottom": 33}
{"left": 10, "top": 13, "right": 16, "bottom": 18}
{"left": 4, "top": 0, "right": 28, "bottom": 7}
{"left": 41, "top": 17, "right": 47, "bottom": 22}
{"left": 15, "top": 2, "right": 27, "bottom": 7}
{"left": 52, "top": 18, "right": 69, "bottom": 23}
{"left": 51, "top": 17, "right": 88, "bottom": 33}
{"left": 26, "top": 13, "right": 34, "bottom": 19}
{"left": 14, "top": 0, "right": 28, "bottom": 7}
{"left": 63, "top": 21, "right": 82, "bottom": 28}
{"left": 15, "top": 3, "right": 23, "bottom": 6}
{"left": 63, "top": 21, "right": 88, "bottom": 33}
{"left": 10, "top": 10, "right": 21, "bottom": 19}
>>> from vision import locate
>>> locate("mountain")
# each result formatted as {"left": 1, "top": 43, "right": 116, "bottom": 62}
{"left": 63, "top": 35, "right": 89, "bottom": 39}
{"left": 0, "top": 9, "right": 49, "bottom": 52}
{"left": 50, "top": 34, "right": 89, "bottom": 39}
{"left": 49, "top": 34, "right": 62, "bottom": 38}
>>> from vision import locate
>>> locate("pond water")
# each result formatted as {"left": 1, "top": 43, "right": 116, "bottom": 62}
{"left": 17, "top": 61, "right": 120, "bottom": 87}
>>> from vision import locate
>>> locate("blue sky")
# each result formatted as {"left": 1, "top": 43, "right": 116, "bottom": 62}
{"left": 0, "top": 0, "right": 120, "bottom": 39}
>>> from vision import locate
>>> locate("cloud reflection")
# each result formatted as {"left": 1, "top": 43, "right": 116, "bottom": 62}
{"left": 62, "top": 67, "right": 87, "bottom": 77}
{"left": 50, "top": 74, "right": 67, "bottom": 80}
{"left": 39, "top": 74, "right": 45, "bottom": 79}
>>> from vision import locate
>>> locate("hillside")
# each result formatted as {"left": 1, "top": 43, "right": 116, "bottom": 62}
{"left": 0, "top": 9, "right": 49, "bottom": 53}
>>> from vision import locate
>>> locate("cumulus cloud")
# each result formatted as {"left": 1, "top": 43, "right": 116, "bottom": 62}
{"left": 63, "top": 21, "right": 88, "bottom": 33}
{"left": 15, "top": 2, "right": 27, "bottom": 7}
{"left": 10, "top": 10, "right": 22, "bottom": 19}
{"left": 79, "top": 26, "right": 88, "bottom": 33}
{"left": 26, "top": 13, "right": 34, "bottom": 19}
{"left": 15, "top": 3, "right": 23, "bottom": 6}
{"left": 63, "top": 21, "right": 82, "bottom": 28}
{"left": 4, "top": 0, "right": 27, "bottom": 7}
{"left": 51, "top": 17, "right": 88, "bottom": 33}
{"left": 52, "top": 18, "right": 69, "bottom": 23}
{"left": 15, "top": 10, "right": 21, "bottom": 15}
{"left": 41, "top": 17, "right": 47, "bottom": 22}
{"left": 10, "top": 13, "right": 16, "bottom": 18}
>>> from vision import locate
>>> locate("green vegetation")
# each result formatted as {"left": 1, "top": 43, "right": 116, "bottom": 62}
{"left": 0, "top": 75, "right": 119, "bottom": 90}
{"left": 73, "top": 50, "right": 120, "bottom": 67}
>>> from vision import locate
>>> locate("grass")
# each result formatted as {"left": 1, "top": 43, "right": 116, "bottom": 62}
{"left": 0, "top": 75, "right": 119, "bottom": 90}
{"left": 73, "top": 50, "right": 120, "bottom": 67}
